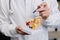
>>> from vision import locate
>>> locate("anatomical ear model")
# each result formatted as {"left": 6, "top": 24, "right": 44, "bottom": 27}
{"left": 26, "top": 16, "right": 42, "bottom": 30}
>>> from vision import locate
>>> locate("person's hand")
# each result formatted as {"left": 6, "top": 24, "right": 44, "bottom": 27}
{"left": 36, "top": 2, "right": 50, "bottom": 19}
{"left": 16, "top": 26, "right": 29, "bottom": 35}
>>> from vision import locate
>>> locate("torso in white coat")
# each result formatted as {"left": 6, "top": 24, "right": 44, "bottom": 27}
{"left": 11, "top": 0, "right": 50, "bottom": 40}
{"left": 10, "top": 0, "right": 48, "bottom": 40}
{"left": 0, "top": 0, "right": 59, "bottom": 40}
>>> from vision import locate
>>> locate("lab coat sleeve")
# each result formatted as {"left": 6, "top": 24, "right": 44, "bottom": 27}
{"left": 0, "top": 14, "right": 19, "bottom": 37}
{"left": 42, "top": 0, "right": 60, "bottom": 28}
{"left": 0, "top": 0, "right": 19, "bottom": 37}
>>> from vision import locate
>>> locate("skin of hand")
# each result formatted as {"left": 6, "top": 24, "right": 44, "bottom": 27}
{"left": 16, "top": 26, "right": 29, "bottom": 35}
{"left": 36, "top": 2, "right": 50, "bottom": 19}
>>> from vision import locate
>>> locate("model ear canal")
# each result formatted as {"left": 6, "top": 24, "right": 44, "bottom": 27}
{"left": 26, "top": 21, "right": 30, "bottom": 26}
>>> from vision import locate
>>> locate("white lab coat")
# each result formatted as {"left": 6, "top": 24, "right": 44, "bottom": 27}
{"left": 0, "top": 0, "right": 60, "bottom": 40}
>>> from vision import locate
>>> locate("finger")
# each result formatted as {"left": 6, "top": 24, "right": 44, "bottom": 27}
{"left": 40, "top": 10, "right": 49, "bottom": 16}
{"left": 40, "top": 2, "right": 47, "bottom": 8}
{"left": 16, "top": 27, "right": 22, "bottom": 33}
{"left": 16, "top": 29, "right": 23, "bottom": 34}
{"left": 16, "top": 27, "right": 29, "bottom": 35}
{"left": 16, "top": 26, "right": 24, "bottom": 34}
{"left": 37, "top": 2, "right": 47, "bottom": 8}
{"left": 16, "top": 29, "right": 22, "bottom": 34}
{"left": 36, "top": 8, "right": 45, "bottom": 12}
{"left": 37, "top": 2, "right": 48, "bottom": 13}
{"left": 16, "top": 28, "right": 29, "bottom": 35}
{"left": 40, "top": 11, "right": 49, "bottom": 19}
{"left": 40, "top": 12, "right": 46, "bottom": 16}
{"left": 16, "top": 26, "right": 22, "bottom": 31}
{"left": 36, "top": 6, "right": 49, "bottom": 13}
{"left": 16, "top": 27, "right": 25, "bottom": 33}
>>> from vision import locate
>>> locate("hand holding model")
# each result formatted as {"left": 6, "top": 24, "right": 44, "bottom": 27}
{"left": 36, "top": 2, "right": 50, "bottom": 19}
{"left": 16, "top": 2, "right": 50, "bottom": 35}
{"left": 26, "top": 2, "right": 50, "bottom": 30}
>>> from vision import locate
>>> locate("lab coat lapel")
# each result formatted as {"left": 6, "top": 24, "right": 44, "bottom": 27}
{"left": 26, "top": 0, "right": 33, "bottom": 18}
{"left": 11, "top": 0, "right": 26, "bottom": 19}
{"left": 33, "top": 0, "right": 43, "bottom": 10}
{"left": 0, "top": 0, "right": 9, "bottom": 18}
